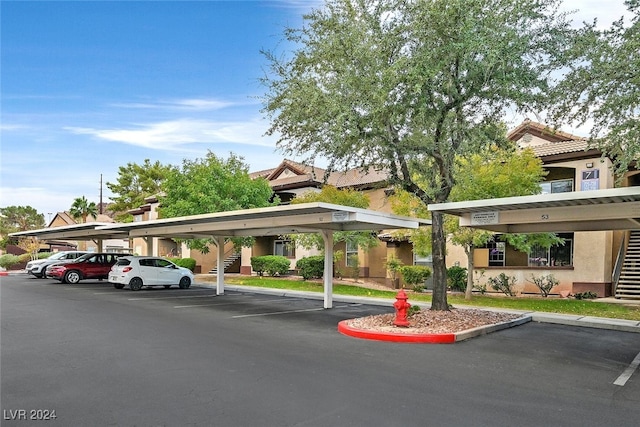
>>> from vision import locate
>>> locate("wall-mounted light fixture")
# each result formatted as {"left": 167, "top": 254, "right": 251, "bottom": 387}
{"left": 586, "top": 162, "right": 594, "bottom": 168}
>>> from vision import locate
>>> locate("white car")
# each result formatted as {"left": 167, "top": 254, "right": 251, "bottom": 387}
{"left": 26, "top": 251, "right": 89, "bottom": 278}
{"left": 109, "top": 256, "right": 194, "bottom": 291}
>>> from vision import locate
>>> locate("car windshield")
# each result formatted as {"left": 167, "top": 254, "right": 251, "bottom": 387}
{"left": 49, "top": 252, "right": 70, "bottom": 260}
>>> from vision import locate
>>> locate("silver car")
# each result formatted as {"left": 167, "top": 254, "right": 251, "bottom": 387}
{"left": 25, "top": 251, "right": 89, "bottom": 278}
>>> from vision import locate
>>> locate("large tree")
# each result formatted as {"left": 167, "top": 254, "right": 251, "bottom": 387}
{"left": 159, "top": 151, "right": 276, "bottom": 252}
{"left": 106, "top": 159, "right": 172, "bottom": 222}
{"left": 552, "top": 1, "right": 639, "bottom": 177}
{"left": 261, "top": 0, "right": 574, "bottom": 310}
{"left": 69, "top": 196, "right": 98, "bottom": 223}
{"left": 0, "top": 205, "right": 45, "bottom": 249}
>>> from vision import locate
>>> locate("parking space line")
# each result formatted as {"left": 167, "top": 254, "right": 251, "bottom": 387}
{"left": 127, "top": 294, "right": 221, "bottom": 301}
{"left": 173, "top": 297, "right": 302, "bottom": 309}
{"left": 231, "top": 304, "right": 349, "bottom": 318}
{"left": 614, "top": 351, "right": 640, "bottom": 386}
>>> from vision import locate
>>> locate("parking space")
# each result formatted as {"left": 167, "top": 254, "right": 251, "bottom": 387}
{"left": 3, "top": 273, "right": 640, "bottom": 426}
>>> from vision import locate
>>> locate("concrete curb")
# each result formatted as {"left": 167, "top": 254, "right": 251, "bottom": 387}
{"left": 213, "top": 284, "right": 640, "bottom": 335}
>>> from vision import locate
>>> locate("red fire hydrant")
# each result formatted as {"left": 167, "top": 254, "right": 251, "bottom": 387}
{"left": 393, "top": 289, "right": 411, "bottom": 327}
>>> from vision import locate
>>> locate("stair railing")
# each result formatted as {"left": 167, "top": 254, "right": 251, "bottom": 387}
{"left": 612, "top": 231, "right": 628, "bottom": 296}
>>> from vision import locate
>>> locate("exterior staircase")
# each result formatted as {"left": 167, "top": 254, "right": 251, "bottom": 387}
{"left": 208, "top": 252, "right": 241, "bottom": 275}
{"left": 615, "top": 230, "right": 640, "bottom": 299}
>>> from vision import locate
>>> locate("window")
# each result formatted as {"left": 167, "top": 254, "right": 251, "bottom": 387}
{"left": 274, "top": 240, "right": 295, "bottom": 258}
{"left": 488, "top": 241, "right": 505, "bottom": 267}
{"left": 346, "top": 240, "right": 358, "bottom": 267}
{"left": 540, "top": 179, "right": 573, "bottom": 194}
{"left": 529, "top": 234, "right": 573, "bottom": 267}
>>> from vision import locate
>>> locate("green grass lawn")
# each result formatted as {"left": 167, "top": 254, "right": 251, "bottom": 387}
{"left": 215, "top": 276, "right": 640, "bottom": 322}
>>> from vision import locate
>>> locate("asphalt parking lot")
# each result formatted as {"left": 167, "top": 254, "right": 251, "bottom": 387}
{"left": 2, "top": 274, "right": 640, "bottom": 426}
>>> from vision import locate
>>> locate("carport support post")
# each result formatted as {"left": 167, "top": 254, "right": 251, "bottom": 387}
{"left": 321, "top": 230, "right": 334, "bottom": 309}
{"left": 213, "top": 236, "right": 224, "bottom": 295}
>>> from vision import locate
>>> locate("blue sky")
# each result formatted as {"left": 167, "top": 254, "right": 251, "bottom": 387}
{"left": 0, "top": 0, "right": 633, "bottom": 221}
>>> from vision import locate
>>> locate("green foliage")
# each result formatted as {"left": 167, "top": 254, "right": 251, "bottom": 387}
{"left": 528, "top": 274, "right": 559, "bottom": 297}
{"left": 289, "top": 186, "right": 378, "bottom": 252}
{"left": 385, "top": 256, "right": 403, "bottom": 280}
{"left": 447, "top": 266, "right": 468, "bottom": 292}
{"left": 0, "top": 206, "right": 45, "bottom": 248}
{"left": 295, "top": 256, "right": 325, "bottom": 280}
{"left": 347, "top": 254, "right": 360, "bottom": 282}
{"left": 106, "top": 159, "right": 172, "bottom": 221}
{"left": 168, "top": 257, "right": 196, "bottom": 272}
{"left": 488, "top": 273, "right": 517, "bottom": 297}
{"left": 574, "top": 291, "right": 598, "bottom": 300}
{"left": 261, "top": 0, "right": 574, "bottom": 310}
{"left": 408, "top": 305, "right": 421, "bottom": 316}
{"left": 160, "top": 152, "right": 275, "bottom": 217}
{"left": 400, "top": 265, "right": 432, "bottom": 289}
{"left": 292, "top": 185, "right": 369, "bottom": 208}
{"left": 0, "top": 254, "right": 20, "bottom": 269}
{"left": 159, "top": 152, "right": 276, "bottom": 253}
{"left": 69, "top": 196, "right": 98, "bottom": 223}
{"left": 250, "top": 255, "right": 291, "bottom": 277}
{"left": 551, "top": 2, "right": 640, "bottom": 178}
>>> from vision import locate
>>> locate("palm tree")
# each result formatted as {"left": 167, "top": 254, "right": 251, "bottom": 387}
{"left": 69, "top": 196, "right": 98, "bottom": 223}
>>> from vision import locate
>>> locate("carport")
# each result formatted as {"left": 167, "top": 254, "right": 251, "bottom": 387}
{"left": 9, "top": 222, "right": 130, "bottom": 252}
{"left": 14, "top": 203, "right": 430, "bottom": 308}
{"left": 428, "top": 187, "right": 640, "bottom": 233}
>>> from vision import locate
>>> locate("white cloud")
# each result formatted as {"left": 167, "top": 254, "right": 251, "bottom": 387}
{"left": 561, "top": 0, "right": 633, "bottom": 29}
{"left": 111, "top": 97, "right": 238, "bottom": 111}
{"left": 65, "top": 118, "right": 277, "bottom": 150}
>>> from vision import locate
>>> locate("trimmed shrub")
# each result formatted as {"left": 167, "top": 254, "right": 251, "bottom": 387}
{"left": 528, "top": 273, "right": 559, "bottom": 297}
{"left": 488, "top": 273, "right": 517, "bottom": 296}
{"left": 296, "top": 256, "right": 324, "bottom": 280}
{"left": 400, "top": 265, "right": 432, "bottom": 291}
{"left": 170, "top": 257, "right": 196, "bottom": 272}
{"left": 251, "top": 255, "right": 290, "bottom": 277}
{"left": 0, "top": 254, "right": 20, "bottom": 270}
{"left": 447, "top": 266, "right": 468, "bottom": 292}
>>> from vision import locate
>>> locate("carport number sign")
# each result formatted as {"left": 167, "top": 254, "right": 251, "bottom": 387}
{"left": 332, "top": 212, "right": 349, "bottom": 222}
{"left": 471, "top": 211, "right": 499, "bottom": 225}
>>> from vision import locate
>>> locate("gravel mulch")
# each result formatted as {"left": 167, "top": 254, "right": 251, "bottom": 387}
{"left": 342, "top": 308, "right": 523, "bottom": 334}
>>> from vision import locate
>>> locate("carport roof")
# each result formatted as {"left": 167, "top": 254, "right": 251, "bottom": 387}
{"left": 428, "top": 187, "right": 640, "bottom": 233}
{"left": 96, "top": 202, "right": 431, "bottom": 239}
{"left": 9, "top": 222, "right": 130, "bottom": 240}
{"left": 11, "top": 203, "right": 430, "bottom": 241}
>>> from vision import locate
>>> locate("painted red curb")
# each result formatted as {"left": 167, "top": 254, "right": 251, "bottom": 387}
{"left": 0, "top": 272, "right": 8, "bottom": 276}
{"left": 338, "top": 320, "right": 456, "bottom": 344}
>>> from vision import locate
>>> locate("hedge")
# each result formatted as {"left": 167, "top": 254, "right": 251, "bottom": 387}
{"left": 251, "top": 255, "right": 291, "bottom": 277}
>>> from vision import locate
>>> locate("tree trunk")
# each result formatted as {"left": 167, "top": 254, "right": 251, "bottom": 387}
{"left": 465, "top": 244, "right": 474, "bottom": 300}
{"left": 430, "top": 211, "right": 449, "bottom": 311}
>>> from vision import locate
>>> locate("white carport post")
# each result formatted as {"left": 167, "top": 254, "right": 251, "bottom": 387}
{"left": 321, "top": 230, "right": 334, "bottom": 309}
{"left": 213, "top": 236, "right": 225, "bottom": 295}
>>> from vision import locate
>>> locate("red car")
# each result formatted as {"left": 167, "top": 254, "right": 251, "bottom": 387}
{"left": 47, "top": 253, "right": 127, "bottom": 284}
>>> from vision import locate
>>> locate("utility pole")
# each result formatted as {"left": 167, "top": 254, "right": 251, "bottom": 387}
{"left": 99, "top": 174, "right": 103, "bottom": 214}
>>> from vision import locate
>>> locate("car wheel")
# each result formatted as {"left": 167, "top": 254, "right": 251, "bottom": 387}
{"left": 129, "top": 277, "right": 143, "bottom": 291}
{"left": 164, "top": 285, "right": 171, "bottom": 289}
{"left": 179, "top": 277, "right": 191, "bottom": 289}
{"left": 64, "top": 270, "right": 81, "bottom": 284}
{"left": 113, "top": 283, "right": 125, "bottom": 289}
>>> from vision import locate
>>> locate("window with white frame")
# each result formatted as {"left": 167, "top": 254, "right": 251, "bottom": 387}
{"left": 274, "top": 240, "right": 295, "bottom": 258}
{"left": 346, "top": 240, "right": 358, "bottom": 267}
